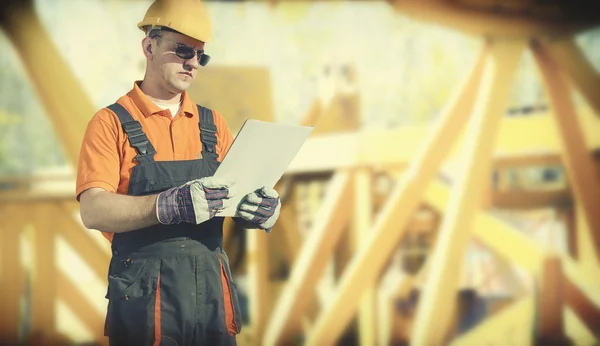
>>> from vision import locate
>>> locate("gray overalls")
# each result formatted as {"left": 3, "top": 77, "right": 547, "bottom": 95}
{"left": 104, "top": 103, "right": 242, "bottom": 346}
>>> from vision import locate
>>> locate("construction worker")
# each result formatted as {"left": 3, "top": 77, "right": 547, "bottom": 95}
{"left": 75, "top": 0, "right": 281, "bottom": 345}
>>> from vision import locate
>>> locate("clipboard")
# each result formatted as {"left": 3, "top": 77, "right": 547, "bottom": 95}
{"left": 213, "top": 119, "right": 313, "bottom": 217}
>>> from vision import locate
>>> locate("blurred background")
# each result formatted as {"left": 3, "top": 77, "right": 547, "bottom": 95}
{"left": 1, "top": 0, "right": 599, "bottom": 345}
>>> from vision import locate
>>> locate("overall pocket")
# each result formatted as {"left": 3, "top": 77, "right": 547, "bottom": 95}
{"left": 106, "top": 257, "right": 161, "bottom": 345}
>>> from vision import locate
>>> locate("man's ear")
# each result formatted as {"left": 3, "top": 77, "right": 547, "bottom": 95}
{"left": 142, "top": 37, "right": 153, "bottom": 60}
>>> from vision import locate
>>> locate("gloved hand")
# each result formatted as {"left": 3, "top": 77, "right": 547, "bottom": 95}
{"left": 156, "top": 176, "right": 236, "bottom": 225}
{"left": 237, "top": 186, "right": 281, "bottom": 232}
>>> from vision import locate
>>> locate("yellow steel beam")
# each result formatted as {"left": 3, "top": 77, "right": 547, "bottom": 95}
{"left": 427, "top": 177, "right": 600, "bottom": 343}
{"left": 491, "top": 109, "right": 599, "bottom": 157}
{"left": 557, "top": 204, "right": 578, "bottom": 259}
{"left": 0, "top": 175, "right": 75, "bottom": 186}
{"left": 262, "top": 171, "right": 354, "bottom": 346}
{"left": 541, "top": 37, "right": 600, "bottom": 118}
{"left": 0, "top": 188, "right": 74, "bottom": 203}
{"left": 575, "top": 205, "right": 600, "bottom": 280}
{"left": 55, "top": 271, "right": 106, "bottom": 344}
{"left": 491, "top": 153, "right": 564, "bottom": 170}
{"left": 412, "top": 39, "right": 524, "bottom": 346}
{"left": 536, "top": 256, "right": 569, "bottom": 344}
{"left": 352, "top": 168, "right": 375, "bottom": 346}
{"left": 0, "top": 205, "right": 26, "bottom": 344}
{"left": 270, "top": 193, "right": 324, "bottom": 335}
{"left": 304, "top": 41, "right": 489, "bottom": 346}
{"left": 390, "top": 0, "right": 598, "bottom": 39}
{"left": 425, "top": 176, "right": 600, "bottom": 344}
{"left": 287, "top": 108, "right": 600, "bottom": 175}
{"left": 564, "top": 307, "right": 598, "bottom": 346}
{"left": 492, "top": 189, "right": 570, "bottom": 210}
{"left": 429, "top": 176, "right": 600, "bottom": 344}
{"left": 30, "top": 204, "right": 56, "bottom": 337}
{"left": 54, "top": 205, "right": 110, "bottom": 282}
{"left": 0, "top": 1, "right": 96, "bottom": 166}
{"left": 246, "top": 230, "right": 270, "bottom": 341}
{"left": 564, "top": 275, "right": 600, "bottom": 341}
{"left": 276, "top": 193, "right": 302, "bottom": 264}
{"left": 532, "top": 39, "right": 600, "bottom": 262}
{"left": 425, "top": 177, "right": 600, "bottom": 290}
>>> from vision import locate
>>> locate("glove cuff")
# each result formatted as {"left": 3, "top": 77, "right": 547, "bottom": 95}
{"left": 176, "top": 184, "right": 197, "bottom": 223}
{"left": 157, "top": 185, "right": 198, "bottom": 225}
{"left": 157, "top": 186, "right": 181, "bottom": 225}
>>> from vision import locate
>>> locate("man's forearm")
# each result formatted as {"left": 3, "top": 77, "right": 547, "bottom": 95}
{"left": 80, "top": 188, "right": 160, "bottom": 233}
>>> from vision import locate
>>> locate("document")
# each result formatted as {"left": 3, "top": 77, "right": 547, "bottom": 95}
{"left": 213, "top": 119, "right": 314, "bottom": 217}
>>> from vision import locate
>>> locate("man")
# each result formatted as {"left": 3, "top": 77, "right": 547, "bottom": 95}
{"left": 76, "top": 1, "right": 281, "bottom": 345}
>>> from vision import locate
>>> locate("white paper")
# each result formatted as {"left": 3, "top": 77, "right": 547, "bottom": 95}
{"left": 213, "top": 119, "right": 313, "bottom": 217}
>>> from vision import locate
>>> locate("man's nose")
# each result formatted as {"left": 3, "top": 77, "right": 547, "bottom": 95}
{"left": 185, "top": 56, "right": 200, "bottom": 69}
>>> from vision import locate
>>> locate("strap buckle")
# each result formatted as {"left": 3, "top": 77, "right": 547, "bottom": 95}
{"left": 200, "top": 124, "right": 217, "bottom": 134}
{"left": 122, "top": 121, "right": 142, "bottom": 133}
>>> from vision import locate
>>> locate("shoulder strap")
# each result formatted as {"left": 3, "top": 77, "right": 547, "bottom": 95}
{"left": 197, "top": 105, "right": 218, "bottom": 154}
{"left": 107, "top": 103, "right": 156, "bottom": 164}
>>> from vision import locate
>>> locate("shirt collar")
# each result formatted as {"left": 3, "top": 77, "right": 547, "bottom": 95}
{"left": 128, "top": 81, "right": 196, "bottom": 118}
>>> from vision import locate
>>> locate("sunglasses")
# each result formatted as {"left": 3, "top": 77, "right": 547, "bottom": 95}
{"left": 172, "top": 42, "right": 211, "bottom": 66}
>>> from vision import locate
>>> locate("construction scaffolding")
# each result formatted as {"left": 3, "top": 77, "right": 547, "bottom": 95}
{"left": 0, "top": 0, "right": 599, "bottom": 345}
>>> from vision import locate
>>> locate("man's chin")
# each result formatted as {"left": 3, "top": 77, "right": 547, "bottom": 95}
{"left": 169, "top": 79, "right": 193, "bottom": 93}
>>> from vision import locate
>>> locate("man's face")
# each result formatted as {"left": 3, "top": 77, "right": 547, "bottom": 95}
{"left": 149, "top": 31, "right": 205, "bottom": 94}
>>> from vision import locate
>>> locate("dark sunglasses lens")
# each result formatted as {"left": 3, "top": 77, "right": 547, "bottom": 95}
{"left": 175, "top": 46, "right": 195, "bottom": 60}
{"left": 199, "top": 54, "right": 210, "bottom": 66}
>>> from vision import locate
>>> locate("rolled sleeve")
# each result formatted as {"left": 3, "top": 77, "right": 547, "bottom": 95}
{"left": 76, "top": 111, "right": 121, "bottom": 201}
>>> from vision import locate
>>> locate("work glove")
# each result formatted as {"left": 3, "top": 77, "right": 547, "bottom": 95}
{"left": 156, "top": 176, "right": 236, "bottom": 225}
{"left": 237, "top": 186, "right": 281, "bottom": 232}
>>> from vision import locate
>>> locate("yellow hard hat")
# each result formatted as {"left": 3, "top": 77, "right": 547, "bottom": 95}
{"left": 137, "top": 0, "right": 213, "bottom": 43}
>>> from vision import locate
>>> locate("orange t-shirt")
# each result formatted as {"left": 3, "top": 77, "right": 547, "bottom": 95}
{"left": 77, "top": 81, "right": 233, "bottom": 198}
{"left": 76, "top": 81, "right": 234, "bottom": 241}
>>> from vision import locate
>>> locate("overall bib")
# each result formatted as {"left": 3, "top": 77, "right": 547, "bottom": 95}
{"left": 104, "top": 104, "right": 242, "bottom": 346}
